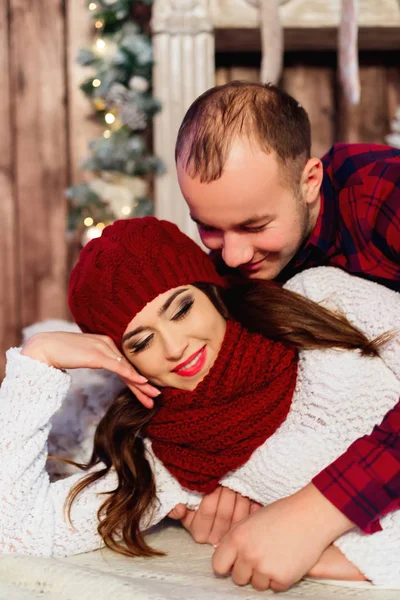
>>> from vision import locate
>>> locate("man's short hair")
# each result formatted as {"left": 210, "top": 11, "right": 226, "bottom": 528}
{"left": 175, "top": 81, "right": 311, "bottom": 190}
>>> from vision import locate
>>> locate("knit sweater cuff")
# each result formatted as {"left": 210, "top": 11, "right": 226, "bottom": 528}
{"left": 2, "top": 347, "right": 71, "bottom": 437}
{"left": 313, "top": 453, "right": 400, "bottom": 534}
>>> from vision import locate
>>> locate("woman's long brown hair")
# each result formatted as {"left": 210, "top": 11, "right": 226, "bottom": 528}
{"left": 66, "top": 278, "right": 389, "bottom": 557}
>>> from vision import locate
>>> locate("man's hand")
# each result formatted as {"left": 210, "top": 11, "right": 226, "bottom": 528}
{"left": 212, "top": 483, "right": 355, "bottom": 592}
{"left": 168, "top": 487, "right": 261, "bottom": 546}
{"left": 21, "top": 331, "right": 160, "bottom": 407}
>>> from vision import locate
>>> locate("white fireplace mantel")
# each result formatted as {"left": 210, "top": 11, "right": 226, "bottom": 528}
{"left": 152, "top": 0, "right": 400, "bottom": 239}
{"left": 211, "top": 0, "right": 400, "bottom": 29}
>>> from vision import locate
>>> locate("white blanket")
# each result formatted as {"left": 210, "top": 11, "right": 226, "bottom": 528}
{"left": 0, "top": 521, "right": 397, "bottom": 600}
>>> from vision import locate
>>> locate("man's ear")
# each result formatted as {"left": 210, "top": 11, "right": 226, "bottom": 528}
{"left": 302, "top": 158, "right": 323, "bottom": 206}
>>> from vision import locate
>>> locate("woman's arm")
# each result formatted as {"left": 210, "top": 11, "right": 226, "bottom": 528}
{"left": 0, "top": 335, "right": 185, "bottom": 557}
{"left": 308, "top": 545, "right": 366, "bottom": 581}
{"left": 285, "top": 267, "right": 400, "bottom": 522}
{"left": 0, "top": 347, "right": 105, "bottom": 556}
{"left": 284, "top": 266, "right": 400, "bottom": 379}
{"left": 285, "top": 268, "right": 400, "bottom": 523}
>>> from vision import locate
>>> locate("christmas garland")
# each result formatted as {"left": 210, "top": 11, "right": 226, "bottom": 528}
{"left": 67, "top": 0, "right": 162, "bottom": 244}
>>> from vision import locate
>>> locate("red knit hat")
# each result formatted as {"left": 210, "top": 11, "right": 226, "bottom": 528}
{"left": 68, "top": 217, "right": 225, "bottom": 350}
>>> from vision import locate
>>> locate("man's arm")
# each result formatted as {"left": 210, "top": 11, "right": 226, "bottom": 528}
{"left": 285, "top": 266, "right": 400, "bottom": 532}
{"left": 313, "top": 403, "right": 400, "bottom": 533}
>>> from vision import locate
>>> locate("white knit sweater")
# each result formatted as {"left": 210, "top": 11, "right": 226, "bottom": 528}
{"left": 0, "top": 267, "right": 399, "bottom": 586}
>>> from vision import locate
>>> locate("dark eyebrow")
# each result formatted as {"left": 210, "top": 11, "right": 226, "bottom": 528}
{"left": 121, "top": 288, "right": 189, "bottom": 345}
{"left": 190, "top": 214, "right": 272, "bottom": 229}
{"left": 157, "top": 288, "right": 189, "bottom": 316}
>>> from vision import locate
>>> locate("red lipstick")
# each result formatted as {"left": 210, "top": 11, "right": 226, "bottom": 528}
{"left": 172, "top": 346, "right": 207, "bottom": 378}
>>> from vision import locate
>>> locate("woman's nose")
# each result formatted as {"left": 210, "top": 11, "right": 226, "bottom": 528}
{"left": 162, "top": 332, "right": 188, "bottom": 361}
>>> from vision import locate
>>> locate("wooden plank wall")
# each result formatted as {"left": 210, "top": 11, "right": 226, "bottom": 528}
{"left": 216, "top": 51, "right": 400, "bottom": 158}
{"left": 0, "top": 2, "right": 16, "bottom": 376}
{"left": 0, "top": 1, "right": 100, "bottom": 377}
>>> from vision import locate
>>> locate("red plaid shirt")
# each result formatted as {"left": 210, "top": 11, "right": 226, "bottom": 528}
{"left": 282, "top": 143, "right": 400, "bottom": 533}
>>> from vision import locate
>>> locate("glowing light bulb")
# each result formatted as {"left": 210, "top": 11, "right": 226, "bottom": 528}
{"left": 84, "top": 217, "right": 94, "bottom": 227}
{"left": 84, "top": 227, "right": 102, "bottom": 243}
{"left": 96, "top": 222, "right": 106, "bottom": 230}
{"left": 89, "top": 3, "right": 97, "bottom": 10}
{"left": 92, "top": 78, "right": 101, "bottom": 88}
{"left": 95, "top": 39, "right": 106, "bottom": 51}
{"left": 95, "top": 20, "right": 103, "bottom": 29}
{"left": 121, "top": 206, "right": 131, "bottom": 216}
{"left": 103, "top": 129, "right": 111, "bottom": 138}
{"left": 105, "top": 113, "right": 115, "bottom": 125}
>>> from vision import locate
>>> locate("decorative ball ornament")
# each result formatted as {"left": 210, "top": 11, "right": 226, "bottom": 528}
{"left": 105, "top": 83, "right": 128, "bottom": 107}
{"left": 129, "top": 75, "right": 149, "bottom": 93}
{"left": 89, "top": 173, "right": 148, "bottom": 219}
{"left": 120, "top": 102, "right": 147, "bottom": 130}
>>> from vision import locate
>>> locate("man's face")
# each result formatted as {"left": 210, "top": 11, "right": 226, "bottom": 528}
{"left": 177, "top": 140, "right": 321, "bottom": 280}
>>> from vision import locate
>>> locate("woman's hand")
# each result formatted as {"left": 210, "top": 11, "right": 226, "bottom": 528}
{"left": 168, "top": 487, "right": 261, "bottom": 546}
{"left": 21, "top": 331, "right": 160, "bottom": 405}
{"left": 308, "top": 545, "right": 367, "bottom": 581}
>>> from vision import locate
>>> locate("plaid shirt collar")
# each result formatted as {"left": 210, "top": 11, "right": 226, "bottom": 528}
{"left": 291, "top": 154, "right": 365, "bottom": 266}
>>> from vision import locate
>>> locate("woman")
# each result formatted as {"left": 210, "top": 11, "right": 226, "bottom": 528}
{"left": 0, "top": 217, "right": 399, "bottom": 587}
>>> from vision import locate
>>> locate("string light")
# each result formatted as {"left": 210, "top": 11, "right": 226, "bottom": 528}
{"left": 96, "top": 222, "right": 106, "bottom": 230}
{"left": 92, "top": 79, "right": 101, "bottom": 88}
{"left": 105, "top": 113, "right": 115, "bottom": 125}
{"left": 121, "top": 206, "right": 131, "bottom": 216}
{"left": 95, "top": 39, "right": 106, "bottom": 51}
{"left": 83, "top": 226, "right": 102, "bottom": 243}
{"left": 95, "top": 20, "right": 103, "bottom": 29}
{"left": 93, "top": 97, "right": 105, "bottom": 111}
{"left": 89, "top": 2, "right": 97, "bottom": 10}
{"left": 84, "top": 217, "right": 94, "bottom": 227}
{"left": 103, "top": 129, "right": 111, "bottom": 139}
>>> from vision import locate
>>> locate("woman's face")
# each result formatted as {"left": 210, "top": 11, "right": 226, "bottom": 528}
{"left": 122, "top": 285, "right": 227, "bottom": 391}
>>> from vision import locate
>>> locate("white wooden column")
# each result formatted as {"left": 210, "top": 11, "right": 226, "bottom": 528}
{"left": 152, "top": 0, "right": 215, "bottom": 240}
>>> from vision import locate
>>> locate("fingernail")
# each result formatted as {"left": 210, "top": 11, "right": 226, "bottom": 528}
{"left": 137, "top": 376, "right": 148, "bottom": 383}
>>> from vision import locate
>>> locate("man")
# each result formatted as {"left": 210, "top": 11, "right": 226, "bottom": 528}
{"left": 168, "top": 81, "right": 399, "bottom": 591}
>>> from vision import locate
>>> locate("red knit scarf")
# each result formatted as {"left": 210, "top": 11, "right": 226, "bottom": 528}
{"left": 145, "top": 320, "right": 298, "bottom": 494}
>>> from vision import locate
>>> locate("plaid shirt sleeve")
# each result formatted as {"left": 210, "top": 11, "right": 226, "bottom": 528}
{"left": 318, "top": 144, "right": 400, "bottom": 290}
{"left": 313, "top": 403, "right": 400, "bottom": 533}
{"left": 312, "top": 146, "right": 400, "bottom": 534}
{"left": 366, "top": 158, "right": 400, "bottom": 264}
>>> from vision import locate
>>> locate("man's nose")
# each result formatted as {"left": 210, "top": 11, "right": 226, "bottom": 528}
{"left": 222, "top": 232, "right": 254, "bottom": 268}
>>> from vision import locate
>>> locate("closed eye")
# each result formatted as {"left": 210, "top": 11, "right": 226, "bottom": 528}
{"left": 130, "top": 335, "right": 153, "bottom": 354}
{"left": 171, "top": 298, "right": 194, "bottom": 321}
{"left": 198, "top": 223, "right": 218, "bottom": 233}
{"left": 242, "top": 224, "right": 269, "bottom": 233}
